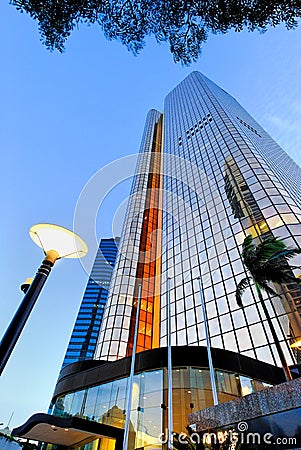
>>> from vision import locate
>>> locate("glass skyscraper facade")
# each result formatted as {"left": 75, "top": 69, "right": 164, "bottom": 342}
{"left": 15, "top": 72, "right": 301, "bottom": 450}
{"left": 62, "top": 237, "right": 119, "bottom": 367}
{"left": 96, "top": 72, "right": 301, "bottom": 368}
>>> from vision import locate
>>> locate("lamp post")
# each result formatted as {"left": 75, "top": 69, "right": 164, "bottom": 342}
{"left": 0, "top": 224, "right": 88, "bottom": 376}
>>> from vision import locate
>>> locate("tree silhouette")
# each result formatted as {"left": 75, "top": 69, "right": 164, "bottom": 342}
{"left": 11, "top": 0, "right": 301, "bottom": 64}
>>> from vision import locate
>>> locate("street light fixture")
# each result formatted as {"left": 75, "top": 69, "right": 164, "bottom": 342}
{"left": 0, "top": 224, "right": 88, "bottom": 376}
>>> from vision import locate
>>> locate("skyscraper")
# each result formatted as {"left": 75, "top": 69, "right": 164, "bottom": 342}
{"left": 61, "top": 237, "right": 120, "bottom": 367}
{"left": 96, "top": 71, "right": 301, "bottom": 367}
{"left": 13, "top": 72, "right": 301, "bottom": 450}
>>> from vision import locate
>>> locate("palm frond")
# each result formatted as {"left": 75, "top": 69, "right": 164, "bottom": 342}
{"left": 254, "top": 236, "right": 286, "bottom": 264}
{"left": 239, "top": 234, "right": 301, "bottom": 311}
{"left": 257, "top": 280, "right": 278, "bottom": 298}
{"left": 242, "top": 234, "right": 254, "bottom": 250}
{"left": 258, "top": 263, "right": 293, "bottom": 284}
{"left": 269, "top": 247, "right": 301, "bottom": 262}
{"left": 241, "top": 235, "right": 256, "bottom": 268}
{"left": 265, "top": 269, "right": 301, "bottom": 287}
{"left": 236, "top": 276, "right": 252, "bottom": 308}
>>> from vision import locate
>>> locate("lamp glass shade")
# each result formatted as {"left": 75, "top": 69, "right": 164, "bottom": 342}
{"left": 29, "top": 224, "right": 88, "bottom": 259}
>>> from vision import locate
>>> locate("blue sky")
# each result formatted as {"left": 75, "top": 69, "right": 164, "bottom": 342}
{"left": 0, "top": 1, "right": 301, "bottom": 429}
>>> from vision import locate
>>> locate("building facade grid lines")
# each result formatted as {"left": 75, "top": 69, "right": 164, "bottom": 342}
{"left": 96, "top": 71, "right": 301, "bottom": 368}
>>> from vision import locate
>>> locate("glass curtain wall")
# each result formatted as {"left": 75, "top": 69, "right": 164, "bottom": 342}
{"left": 160, "top": 72, "right": 301, "bottom": 367}
{"left": 53, "top": 367, "right": 271, "bottom": 449}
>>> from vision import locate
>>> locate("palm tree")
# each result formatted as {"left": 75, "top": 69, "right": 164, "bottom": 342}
{"left": 236, "top": 234, "right": 301, "bottom": 381}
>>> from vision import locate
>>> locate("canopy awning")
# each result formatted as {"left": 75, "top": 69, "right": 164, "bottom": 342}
{"left": 12, "top": 413, "right": 124, "bottom": 449}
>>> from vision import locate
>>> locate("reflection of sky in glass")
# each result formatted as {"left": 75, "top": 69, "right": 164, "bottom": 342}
{"left": 96, "top": 71, "right": 301, "bottom": 370}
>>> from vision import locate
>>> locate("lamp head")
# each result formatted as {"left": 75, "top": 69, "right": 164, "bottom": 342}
{"left": 29, "top": 224, "right": 88, "bottom": 262}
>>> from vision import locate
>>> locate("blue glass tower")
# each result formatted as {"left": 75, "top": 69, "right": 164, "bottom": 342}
{"left": 61, "top": 237, "right": 120, "bottom": 367}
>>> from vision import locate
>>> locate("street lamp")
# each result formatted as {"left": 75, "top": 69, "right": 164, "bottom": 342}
{"left": 0, "top": 223, "right": 88, "bottom": 376}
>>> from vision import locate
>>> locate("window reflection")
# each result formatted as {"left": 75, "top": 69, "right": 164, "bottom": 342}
{"left": 52, "top": 365, "right": 273, "bottom": 450}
